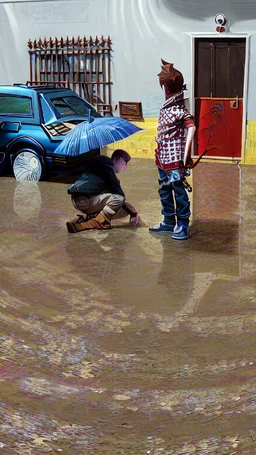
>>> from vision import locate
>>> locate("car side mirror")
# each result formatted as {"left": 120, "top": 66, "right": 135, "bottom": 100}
{"left": 0, "top": 121, "right": 21, "bottom": 133}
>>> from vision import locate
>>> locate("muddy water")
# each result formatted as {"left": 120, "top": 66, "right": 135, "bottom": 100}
{"left": 0, "top": 161, "right": 256, "bottom": 454}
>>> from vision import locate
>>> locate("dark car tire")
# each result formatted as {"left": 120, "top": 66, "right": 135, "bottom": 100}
{"left": 13, "top": 150, "right": 44, "bottom": 182}
{"left": 0, "top": 152, "right": 6, "bottom": 176}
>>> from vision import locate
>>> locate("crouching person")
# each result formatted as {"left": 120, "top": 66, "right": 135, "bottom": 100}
{"left": 66, "top": 149, "right": 142, "bottom": 233}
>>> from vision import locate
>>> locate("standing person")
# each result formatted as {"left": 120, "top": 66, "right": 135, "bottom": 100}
{"left": 149, "top": 60, "right": 196, "bottom": 240}
{"left": 66, "top": 149, "right": 141, "bottom": 233}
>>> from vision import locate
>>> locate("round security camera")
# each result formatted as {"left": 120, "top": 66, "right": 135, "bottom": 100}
{"left": 215, "top": 13, "right": 227, "bottom": 26}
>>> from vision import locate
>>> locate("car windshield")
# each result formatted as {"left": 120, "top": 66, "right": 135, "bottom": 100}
{"left": 50, "top": 96, "right": 100, "bottom": 118}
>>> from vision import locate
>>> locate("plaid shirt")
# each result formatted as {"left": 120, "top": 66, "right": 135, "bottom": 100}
{"left": 155, "top": 91, "right": 194, "bottom": 170}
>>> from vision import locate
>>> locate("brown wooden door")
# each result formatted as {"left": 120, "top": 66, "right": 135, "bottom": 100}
{"left": 194, "top": 38, "right": 246, "bottom": 158}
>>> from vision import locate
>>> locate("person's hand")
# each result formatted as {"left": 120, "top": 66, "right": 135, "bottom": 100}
{"left": 185, "top": 157, "right": 194, "bottom": 169}
{"left": 129, "top": 214, "right": 143, "bottom": 226}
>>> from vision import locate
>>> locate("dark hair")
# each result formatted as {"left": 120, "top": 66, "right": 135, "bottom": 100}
{"left": 111, "top": 149, "right": 131, "bottom": 163}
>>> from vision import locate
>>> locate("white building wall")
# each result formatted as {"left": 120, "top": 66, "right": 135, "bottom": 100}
{"left": 0, "top": 0, "right": 256, "bottom": 118}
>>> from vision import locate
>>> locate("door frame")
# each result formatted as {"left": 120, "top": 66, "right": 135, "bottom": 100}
{"left": 187, "top": 33, "right": 250, "bottom": 162}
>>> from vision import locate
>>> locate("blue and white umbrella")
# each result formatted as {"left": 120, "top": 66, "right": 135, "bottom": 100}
{"left": 53, "top": 117, "right": 144, "bottom": 156}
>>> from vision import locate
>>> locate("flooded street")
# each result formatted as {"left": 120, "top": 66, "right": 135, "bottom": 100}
{"left": 0, "top": 160, "right": 256, "bottom": 454}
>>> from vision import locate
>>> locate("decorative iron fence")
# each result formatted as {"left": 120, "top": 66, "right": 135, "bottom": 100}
{"left": 27, "top": 36, "right": 113, "bottom": 115}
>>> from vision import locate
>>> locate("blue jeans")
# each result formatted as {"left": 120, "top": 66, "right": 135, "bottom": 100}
{"left": 158, "top": 168, "right": 190, "bottom": 226}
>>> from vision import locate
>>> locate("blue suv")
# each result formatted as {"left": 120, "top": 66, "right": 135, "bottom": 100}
{"left": 0, "top": 85, "right": 101, "bottom": 181}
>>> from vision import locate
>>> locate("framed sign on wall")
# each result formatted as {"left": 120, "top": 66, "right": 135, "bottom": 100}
{"left": 119, "top": 101, "right": 143, "bottom": 121}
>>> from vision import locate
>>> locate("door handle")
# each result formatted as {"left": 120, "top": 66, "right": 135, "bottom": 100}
{"left": 230, "top": 96, "right": 239, "bottom": 109}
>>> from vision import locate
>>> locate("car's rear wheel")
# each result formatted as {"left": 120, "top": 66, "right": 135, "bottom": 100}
{"left": 0, "top": 152, "right": 6, "bottom": 176}
{"left": 13, "top": 150, "right": 43, "bottom": 182}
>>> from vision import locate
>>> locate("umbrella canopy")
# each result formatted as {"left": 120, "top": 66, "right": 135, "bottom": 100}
{"left": 53, "top": 117, "right": 144, "bottom": 156}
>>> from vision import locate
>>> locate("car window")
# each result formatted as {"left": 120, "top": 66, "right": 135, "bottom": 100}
{"left": 0, "top": 95, "right": 32, "bottom": 115}
{"left": 50, "top": 96, "right": 100, "bottom": 118}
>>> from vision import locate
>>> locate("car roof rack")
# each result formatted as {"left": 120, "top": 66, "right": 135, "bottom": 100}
{"left": 12, "top": 83, "right": 70, "bottom": 91}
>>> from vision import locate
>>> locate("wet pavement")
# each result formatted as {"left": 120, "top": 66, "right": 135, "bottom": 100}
{"left": 0, "top": 160, "right": 256, "bottom": 455}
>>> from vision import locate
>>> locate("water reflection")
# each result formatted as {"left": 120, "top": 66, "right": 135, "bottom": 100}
{"left": 1, "top": 163, "right": 256, "bottom": 454}
{"left": 13, "top": 181, "right": 41, "bottom": 219}
{"left": 65, "top": 229, "right": 136, "bottom": 281}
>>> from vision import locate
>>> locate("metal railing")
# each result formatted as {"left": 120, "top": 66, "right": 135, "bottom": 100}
{"left": 27, "top": 35, "right": 113, "bottom": 114}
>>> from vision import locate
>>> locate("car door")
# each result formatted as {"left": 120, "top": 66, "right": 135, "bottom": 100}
{"left": 0, "top": 94, "right": 33, "bottom": 150}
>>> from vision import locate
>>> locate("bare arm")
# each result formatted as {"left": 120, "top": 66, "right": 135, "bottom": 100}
{"left": 184, "top": 125, "right": 196, "bottom": 167}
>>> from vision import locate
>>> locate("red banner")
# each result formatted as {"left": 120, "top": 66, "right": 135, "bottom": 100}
{"left": 195, "top": 98, "right": 243, "bottom": 158}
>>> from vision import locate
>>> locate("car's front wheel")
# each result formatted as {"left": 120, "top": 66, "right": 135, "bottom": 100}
{"left": 13, "top": 150, "right": 44, "bottom": 182}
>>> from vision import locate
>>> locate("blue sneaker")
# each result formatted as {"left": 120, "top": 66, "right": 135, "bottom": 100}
{"left": 172, "top": 225, "right": 190, "bottom": 240}
{"left": 149, "top": 222, "right": 175, "bottom": 233}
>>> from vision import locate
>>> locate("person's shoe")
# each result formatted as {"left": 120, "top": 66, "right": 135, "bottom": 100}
{"left": 81, "top": 212, "right": 112, "bottom": 230}
{"left": 66, "top": 214, "right": 88, "bottom": 233}
{"left": 172, "top": 225, "right": 190, "bottom": 240}
{"left": 149, "top": 222, "right": 175, "bottom": 233}
{"left": 67, "top": 212, "right": 112, "bottom": 233}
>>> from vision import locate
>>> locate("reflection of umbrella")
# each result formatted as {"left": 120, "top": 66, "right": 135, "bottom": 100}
{"left": 53, "top": 117, "right": 143, "bottom": 156}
